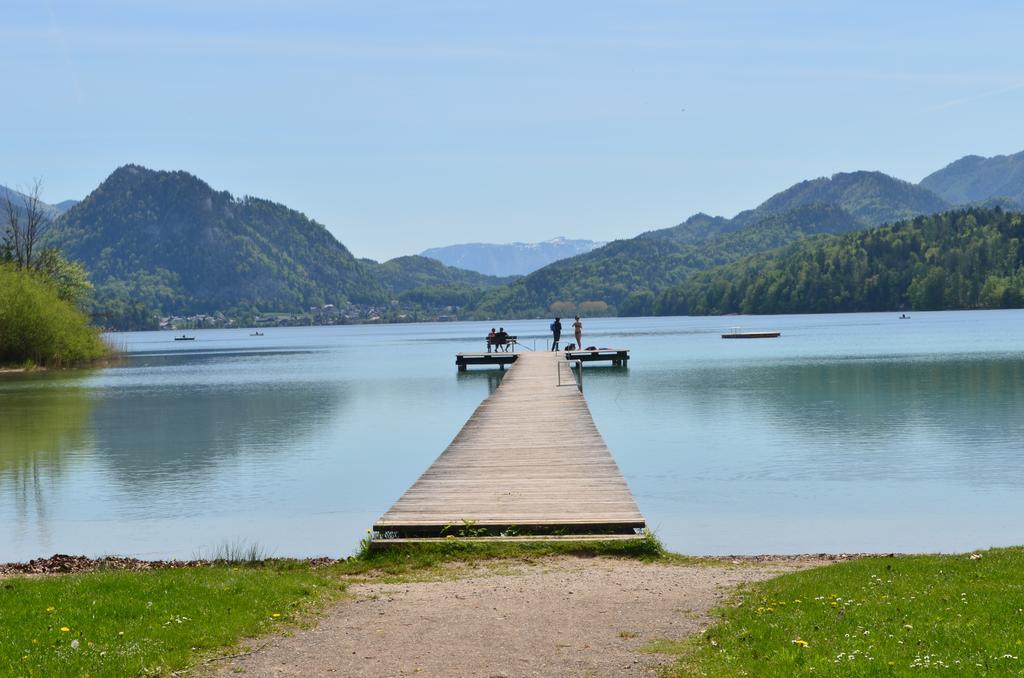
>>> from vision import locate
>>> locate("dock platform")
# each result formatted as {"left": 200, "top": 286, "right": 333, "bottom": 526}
{"left": 457, "top": 348, "right": 629, "bottom": 370}
{"left": 455, "top": 352, "right": 519, "bottom": 371}
{"left": 375, "top": 351, "right": 644, "bottom": 542}
{"left": 565, "top": 348, "right": 629, "bottom": 366}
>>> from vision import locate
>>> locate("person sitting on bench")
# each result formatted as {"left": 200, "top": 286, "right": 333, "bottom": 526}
{"left": 495, "top": 327, "right": 509, "bottom": 351}
{"left": 486, "top": 328, "right": 497, "bottom": 353}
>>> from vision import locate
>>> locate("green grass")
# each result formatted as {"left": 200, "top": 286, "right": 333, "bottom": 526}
{"left": 0, "top": 561, "right": 345, "bottom": 677}
{"left": 659, "top": 547, "right": 1024, "bottom": 676}
{"left": 0, "top": 535, "right": 668, "bottom": 676}
{"left": 341, "top": 533, "right": 673, "bottom": 577}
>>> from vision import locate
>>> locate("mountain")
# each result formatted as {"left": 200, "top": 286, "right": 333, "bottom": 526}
{"left": 739, "top": 170, "right": 949, "bottom": 227}
{"left": 49, "top": 165, "right": 386, "bottom": 315}
{"left": 470, "top": 171, "right": 948, "bottom": 318}
{"left": 46, "top": 165, "right": 505, "bottom": 325}
{"left": 920, "top": 150, "right": 1024, "bottom": 207}
{"left": 371, "top": 255, "right": 516, "bottom": 292}
{"left": 421, "top": 237, "right": 605, "bottom": 276}
{"left": 1, "top": 184, "right": 78, "bottom": 220}
{"left": 656, "top": 207, "right": 1024, "bottom": 315}
{"left": 471, "top": 203, "right": 866, "bottom": 318}
{"left": 51, "top": 199, "right": 80, "bottom": 214}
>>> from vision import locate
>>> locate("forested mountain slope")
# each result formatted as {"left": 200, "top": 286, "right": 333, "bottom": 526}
{"left": 656, "top": 207, "right": 1024, "bottom": 316}
{"left": 470, "top": 170, "right": 946, "bottom": 318}
{"left": 921, "top": 150, "right": 1024, "bottom": 207}
{"left": 49, "top": 165, "right": 386, "bottom": 317}
{"left": 371, "top": 255, "right": 516, "bottom": 292}
{"left": 47, "top": 165, "right": 508, "bottom": 325}
{"left": 471, "top": 203, "right": 865, "bottom": 318}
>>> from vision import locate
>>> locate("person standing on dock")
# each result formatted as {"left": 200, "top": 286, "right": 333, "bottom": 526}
{"left": 550, "top": 317, "right": 562, "bottom": 351}
{"left": 573, "top": 316, "right": 583, "bottom": 349}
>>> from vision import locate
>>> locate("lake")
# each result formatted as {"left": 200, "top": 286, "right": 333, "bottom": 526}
{"left": 2, "top": 311, "right": 1024, "bottom": 561}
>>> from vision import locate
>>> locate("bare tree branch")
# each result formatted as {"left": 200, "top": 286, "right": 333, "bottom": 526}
{"left": 2, "top": 187, "right": 21, "bottom": 265}
{"left": 2, "top": 179, "right": 49, "bottom": 269}
{"left": 23, "top": 178, "right": 47, "bottom": 270}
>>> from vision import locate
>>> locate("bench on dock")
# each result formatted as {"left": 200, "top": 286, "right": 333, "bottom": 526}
{"left": 564, "top": 348, "right": 629, "bottom": 367}
{"left": 486, "top": 335, "right": 518, "bottom": 352}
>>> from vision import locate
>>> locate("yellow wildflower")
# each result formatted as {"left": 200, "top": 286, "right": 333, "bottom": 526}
{"left": 46, "top": 606, "right": 55, "bottom": 613}
{"left": 271, "top": 613, "right": 282, "bottom": 618}
{"left": 791, "top": 639, "right": 809, "bottom": 647}
{"left": 60, "top": 627, "right": 70, "bottom": 633}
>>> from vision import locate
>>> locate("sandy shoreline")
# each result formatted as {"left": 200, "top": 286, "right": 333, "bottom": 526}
{"left": 0, "top": 551, "right": 868, "bottom": 577}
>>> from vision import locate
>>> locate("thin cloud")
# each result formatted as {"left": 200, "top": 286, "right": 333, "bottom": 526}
{"left": 927, "top": 82, "right": 1024, "bottom": 112}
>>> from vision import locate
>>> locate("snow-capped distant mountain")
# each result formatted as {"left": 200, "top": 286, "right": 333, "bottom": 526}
{"left": 420, "top": 237, "right": 606, "bottom": 277}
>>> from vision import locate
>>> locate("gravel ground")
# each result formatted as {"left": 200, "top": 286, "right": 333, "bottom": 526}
{"left": 216, "top": 555, "right": 835, "bottom": 677}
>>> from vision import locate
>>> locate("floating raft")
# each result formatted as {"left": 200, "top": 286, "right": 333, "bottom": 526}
{"left": 375, "top": 351, "right": 645, "bottom": 543}
{"left": 721, "top": 330, "right": 781, "bottom": 339}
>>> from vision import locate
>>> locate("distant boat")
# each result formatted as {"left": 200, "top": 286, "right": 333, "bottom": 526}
{"left": 174, "top": 335, "right": 195, "bottom": 341}
{"left": 899, "top": 314, "right": 910, "bottom": 319}
{"left": 722, "top": 328, "right": 780, "bottom": 339}
{"left": 250, "top": 331, "right": 264, "bottom": 336}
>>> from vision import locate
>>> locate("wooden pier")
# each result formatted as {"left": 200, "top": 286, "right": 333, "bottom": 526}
{"left": 375, "top": 351, "right": 644, "bottom": 542}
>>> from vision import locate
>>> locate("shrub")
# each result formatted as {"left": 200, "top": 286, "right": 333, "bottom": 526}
{"left": 0, "top": 264, "right": 109, "bottom": 367}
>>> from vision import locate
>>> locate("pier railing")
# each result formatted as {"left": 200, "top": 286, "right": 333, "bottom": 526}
{"left": 557, "top": 359, "right": 583, "bottom": 393}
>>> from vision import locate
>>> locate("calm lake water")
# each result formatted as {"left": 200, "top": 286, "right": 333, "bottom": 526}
{"left": 3, "top": 311, "right": 1024, "bottom": 561}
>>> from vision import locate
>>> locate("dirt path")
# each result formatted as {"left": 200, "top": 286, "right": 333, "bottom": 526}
{"left": 217, "top": 556, "right": 833, "bottom": 677}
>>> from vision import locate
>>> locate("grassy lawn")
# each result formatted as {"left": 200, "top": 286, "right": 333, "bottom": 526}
{"left": 656, "top": 546, "right": 1024, "bottom": 676}
{"left": 0, "top": 561, "right": 345, "bottom": 677}
{"left": 0, "top": 535, "right": 665, "bottom": 676}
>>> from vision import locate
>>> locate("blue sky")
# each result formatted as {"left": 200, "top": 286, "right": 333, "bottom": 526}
{"left": 4, "top": 1, "right": 1024, "bottom": 261}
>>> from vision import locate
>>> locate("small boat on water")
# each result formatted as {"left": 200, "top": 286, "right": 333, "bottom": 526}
{"left": 899, "top": 314, "right": 910, "bottom": 319}
{"left": 250, "top": 331, "right": 264, "bottom": 336}
{"left": 721, "top": 328, "right": 780, "bottom": 339}
{"left": 174, "top": 335, "right": 195, "bottom": 341}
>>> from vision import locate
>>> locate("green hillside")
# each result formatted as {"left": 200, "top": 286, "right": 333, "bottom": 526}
{"left": 741, "top": 170, "right": 949, "bottom": 226}
{"left": 472, "top": 203, "right": 870, "bottom": 318}
{"left": 46, "top": 166, "right": 508, "bottom": 326}
{"left": 50, "top": 165, "right": 384, "bottom": 317}
{"left": 656, "top": 207, "right": 1024, "bottom": 316}
{"left": 470, "top": 171, "right": 949, "bottom": 318}
{"left": 920, "top": 150, "right": 1024, "bottom": 206}
{"left": 371, "top": 255, "right": 516, "bottom": 293}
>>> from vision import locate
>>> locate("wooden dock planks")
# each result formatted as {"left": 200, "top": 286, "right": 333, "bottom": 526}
{"left": 374, "top": 352, "right": 645, "bottom": 539}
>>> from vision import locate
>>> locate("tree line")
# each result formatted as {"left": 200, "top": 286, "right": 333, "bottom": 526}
{"left": 655, "top": 207, "right": 1024, "bottom": 316}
